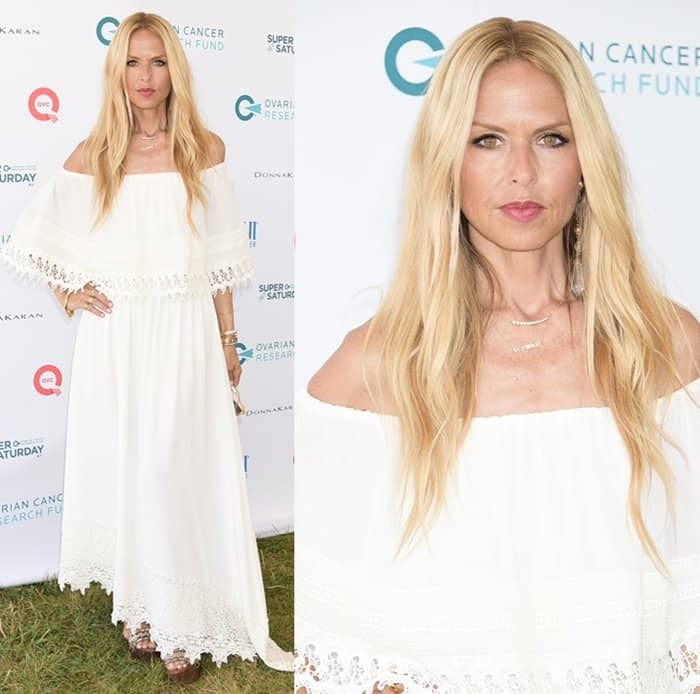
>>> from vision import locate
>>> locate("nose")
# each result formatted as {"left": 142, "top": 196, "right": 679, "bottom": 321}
{"left": 137, "top": 65, "right": 152, "bottom": 84}
{"left": 507, "top": 142, "right": 537, "bottom": 186}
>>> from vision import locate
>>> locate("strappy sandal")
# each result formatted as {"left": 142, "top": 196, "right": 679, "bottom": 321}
{"left": 163, "top": 649, "right": 202, "bottom": 684}
{"left": 124, "top": 622, "right": 159, "bottom": 662}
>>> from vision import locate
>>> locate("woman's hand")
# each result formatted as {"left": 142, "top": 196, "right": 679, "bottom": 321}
{"left": 63, "top": 282, "right": 113, "bottom": 317}
{"left": 223, "top": 344, "right": 242, "bottom": 387}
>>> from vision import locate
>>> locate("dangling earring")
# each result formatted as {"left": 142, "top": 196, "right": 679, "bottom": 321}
{"left": 570, "top": 192, "right": 585, "bottom": 298}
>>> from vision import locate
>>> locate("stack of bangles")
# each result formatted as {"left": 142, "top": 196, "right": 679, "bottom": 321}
{"left": 63, "top": 291, "right": 75, "bottom": 318}
{"left": 221, "top": 329, "right": 238, "bottom": 347}
{"left": 63, "top": 288, "right": 98, "bottom": 318}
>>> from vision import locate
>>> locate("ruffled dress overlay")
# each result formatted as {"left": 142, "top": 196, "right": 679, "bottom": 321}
{"left": 0, "top": 164, "right": 291, "bottom": 670}
{"left": 295, "top": 380, "right": 700, "bottom": 693}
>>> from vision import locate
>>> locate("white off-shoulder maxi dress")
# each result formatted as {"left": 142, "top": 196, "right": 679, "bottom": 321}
{"left": 0, "top": 163, "right": 291, "bottom": 670}
{"left": 296, "top": 379, "right": 700, "bottom": 693}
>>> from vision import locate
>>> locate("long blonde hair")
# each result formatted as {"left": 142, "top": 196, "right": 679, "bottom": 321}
{"left": 368, "top": 17, "right": 685, "bottom": 571}
{"left": 84, "top": 12, "right": 211, "bottom": 229}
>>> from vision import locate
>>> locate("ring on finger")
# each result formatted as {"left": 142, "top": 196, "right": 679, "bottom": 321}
{"left": 87, "top": 297, "right": 94, "bottom": 305}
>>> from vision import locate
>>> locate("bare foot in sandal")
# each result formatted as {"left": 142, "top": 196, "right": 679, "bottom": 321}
{"left": 164, "top": 649, "right": 202, "bottom": 684}
{"left": 122, "top": 621, "right": 158, "bottom": 661}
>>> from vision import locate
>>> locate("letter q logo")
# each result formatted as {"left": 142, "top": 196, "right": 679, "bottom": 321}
{"left": 384, "top": 27, "right": 444, "bottom": 96}
{"left": 34, "top": 365, "right": 63, "bottom": 396}
{"left": 28, "top": 87, "right": 60, "bottom": 122}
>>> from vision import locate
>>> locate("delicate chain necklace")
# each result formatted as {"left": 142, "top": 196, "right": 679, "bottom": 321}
{"left": 509, "top": 298, "right": 566, "bottom": 327}
{"left": 490, "top": 319, "right": 542, "bottom": 354}
{"left": 511, "top": 315, "right": 548, "bottom": 327}
{"left": 134, "top": 127, "right": 166, "bottom": 150}
{"left": 512, "top": 337, "right": 542, "bottom": 353}
{"left": 490, "top": 299, "right": 568, "bottom": 354}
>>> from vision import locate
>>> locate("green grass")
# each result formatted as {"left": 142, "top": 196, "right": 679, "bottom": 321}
{"left": 0, "top": 533, "right": 293, "bottom": 693}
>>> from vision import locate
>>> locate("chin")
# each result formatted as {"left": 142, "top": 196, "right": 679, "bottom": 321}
{"left": 471, "top": 225, "right": 557, "bottom": 252}
{"left": 132, "top": 97, "right": 162, "bottom": 109}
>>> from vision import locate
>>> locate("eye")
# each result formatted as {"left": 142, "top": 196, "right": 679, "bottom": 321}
{"left": 539, "top": 132, "right": 569, "bottom": 147}
{"left": 472, "top": 134, "right": 502, "bottom": 149}
{"left": 153, "top": 59, "right": 167, "bottom": 67}
{"left": 126, "top": 59, "right": 138, "bottom": 67}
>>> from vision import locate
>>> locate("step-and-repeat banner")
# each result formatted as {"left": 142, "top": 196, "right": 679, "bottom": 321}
{"left": 0, "top": 1, "right": 293, "bottom": 587}
{"left": 296, "top": 0, "right": 700, "bottom": 387}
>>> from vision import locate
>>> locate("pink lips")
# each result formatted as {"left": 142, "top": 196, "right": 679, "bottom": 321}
{"left": 137, "top": 89, "right": 155, "bottom": 97}
{"left": 499, "top": 201, "right": 544, "bottom": 222}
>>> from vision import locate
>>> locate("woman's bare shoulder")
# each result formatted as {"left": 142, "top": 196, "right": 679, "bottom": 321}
{"left": 670, "top": 302, "right": 700, "bottom": 386}
{"left": 307, "top": 318, "right": 386, "bottom": 411}
{"left": 206, "top": 131, "right": 225, "bottom": 166}
{"left": 63, "top": 140, "right": 89, "bottom": 173}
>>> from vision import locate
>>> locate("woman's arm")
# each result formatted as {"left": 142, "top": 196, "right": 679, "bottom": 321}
{"left": 213, "top": 289, "right": 235, "bottom": 332}
{"left": 214, "top": 288, "right": 242, "bottom": 386}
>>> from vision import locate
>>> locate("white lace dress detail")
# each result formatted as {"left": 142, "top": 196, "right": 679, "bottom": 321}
{"left": 0, "top": 163, "right": 252, "bottom": 298}
{"left": 0, "top": 164, "right": 291, "bottom": 671}
{"left": 59, "top": 522, "right": 290, "bottom": 668}
{"left": 295, "top": 380, "right": 700, "bottom": 692}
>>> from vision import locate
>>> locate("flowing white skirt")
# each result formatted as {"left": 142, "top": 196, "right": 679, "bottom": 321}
{"left": 57, "top": 293, "right": 291, "bottom": 669}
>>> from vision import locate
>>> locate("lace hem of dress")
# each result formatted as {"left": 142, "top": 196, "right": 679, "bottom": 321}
{"left": 59, "top": 565, "right": 259, "bottom": 667}
{"left": 0, "top": 243, "right": 253, "bottom": 298}
{"left": 294, "top": 640, "right": 700, "bottom": 694}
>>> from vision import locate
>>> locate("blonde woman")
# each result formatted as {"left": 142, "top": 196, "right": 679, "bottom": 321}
{"left": 296, "top": 17, "right": 700, "bottom": 694}
{"left": 0, "top": 12, "right": 291, "bottom": 684}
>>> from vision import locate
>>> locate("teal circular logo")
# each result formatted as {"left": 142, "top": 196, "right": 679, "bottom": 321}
{"left": 385, "top": 27, "right": 444, "bottom": 96}
{"left": 96, "top": 16, "right": 120, "bottom": 46}
{"left": 235, "top": 94, "right": 257, "bottom": 121}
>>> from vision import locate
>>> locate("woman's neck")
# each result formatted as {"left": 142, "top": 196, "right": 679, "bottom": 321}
{"left": 474, "top": 236, "right": 571, "bottom": 317}
{"left": 131, "top": 105, "right": 167, "bottom": 136}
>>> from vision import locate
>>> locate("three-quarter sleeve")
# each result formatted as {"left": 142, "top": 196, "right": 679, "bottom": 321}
{"left": 202, "top": 166, "right": 253, "bottom": 296}
{"left": 0, "top": 173, "right": 95, "bottom": 293}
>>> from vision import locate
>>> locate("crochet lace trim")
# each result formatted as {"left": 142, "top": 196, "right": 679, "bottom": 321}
{"left": 59, "top": 564, "right": 260, "bottom": 666}
{"left": 58, "top": 517, "right": 293, "bottom": 671}
{"left": 294, "top": 639, "right": 700, "bottom": 694}
{"left": 0, "top": 243, "right": 253, "bottom": 298}
{"left": 59, "top": 567, "right": 256, "bottom": 666}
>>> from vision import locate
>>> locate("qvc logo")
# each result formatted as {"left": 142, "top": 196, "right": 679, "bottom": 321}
{"left": 34, "top": 365, "right": 62, "bottom": 396}
{"left": 28, "top": 87, "right": 59, "bottom": 123}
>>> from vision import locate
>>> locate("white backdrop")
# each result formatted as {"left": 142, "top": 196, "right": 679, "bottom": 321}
{"left": 295, "top": 0, "right": 700, "bottom": 387}
{"left": 0, "top": 1, "right": 293, "bottom": 587}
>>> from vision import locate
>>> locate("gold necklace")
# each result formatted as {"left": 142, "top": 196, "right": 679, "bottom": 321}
{"left": 490, "top": 320, "right": 542, "bottom": 354}
{"left": 509, "top": 298, "right": 566, "bottom": 327}
{"left": 134, "top": 127, "right": 166, "bottom": 150}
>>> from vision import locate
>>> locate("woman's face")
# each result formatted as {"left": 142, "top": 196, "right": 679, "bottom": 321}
{"left": 460, "top": 60, "right": 582, "bottom": 254}
{"left": 124, "top": 29, "right": 171, "bottom": 111}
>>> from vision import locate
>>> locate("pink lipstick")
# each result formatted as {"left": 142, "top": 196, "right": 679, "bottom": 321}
{"left": 499, "top": 201, "right": 544, "bottom": 222}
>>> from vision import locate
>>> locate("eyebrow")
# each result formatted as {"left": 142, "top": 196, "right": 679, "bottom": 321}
{"left": 126, "top": 54, "right": 167, "bottom": 60}
{"left": 471, "top": 121, "right": 572, "bottom": 132}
